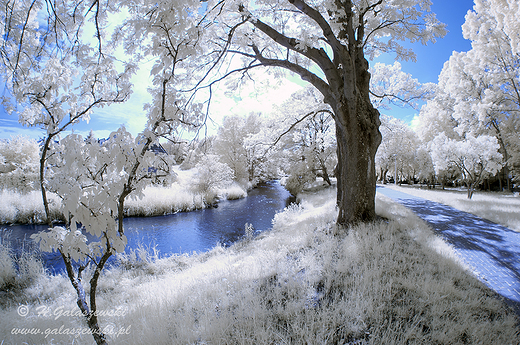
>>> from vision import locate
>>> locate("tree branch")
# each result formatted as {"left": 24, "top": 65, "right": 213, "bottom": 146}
{"left": 239, "top": 4, "right": 337, "bottom": 80}
{"left": 267, "top": 108, "right": 334, "bottom": 153}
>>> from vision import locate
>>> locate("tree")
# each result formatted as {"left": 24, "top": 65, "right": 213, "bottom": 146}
{"left": 375, "top": 115, "right": 419, "bottom": 184}
{"left": 1, "top": 2, "right": 135, "bottom": 341}
{"left": 418, "top": 1, "right": 520, "bottom": 191}
{"left": 462, "top": 0, "right": 520, "bottom": 190}
{"left": 369, "top": 61, "right": 435, "bottom": 185}
{"left": 416, "top": 86, "right": 460, "bottom": 144}
{"left": 486, "top": 0, "right": 520, "bottom": 56}
{"left": 413, "top": 145, "right": 436, "bottom": 187}
{"left": 370, "top": 61, "right": 435, "bottom": 110}
{"left": 277, "top": 106, "right": 336, "bottom": 195}
{"left": 1, "top": 0, "right": 206, "bottom": 343}
{"left": 206, "top": 0, "right": 446, "bottom": 226}
{"left": 430, "top": 133, "right": 503, "bottom": 199}
{"left": 263, "top": 86, "right": 336, "bottom": 191}
{"left": 193, "top": 154, "right": 234, "bottom": 201}
{"left": 213, "top": 113, "right": 262, "bottom": 184}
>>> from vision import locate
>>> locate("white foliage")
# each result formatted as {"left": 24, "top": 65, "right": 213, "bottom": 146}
{"left": 417, "top": 0, "right": 520, "bottom": 183}
{"left": 193, "top": 154, "right": 234, "bottom": 197}
{"left": 370, "top": 61, "right": 435, "bottom": 110}
{"left": 430, "top": 133, "right": 503, "bottom": 189}
{"left": 375, "top": 115, "right": 420, "bottom": 182}
{"left": 487, "top": 0, "right": 520, "bottom": 55}
{"left": 0, "top": 136, "right": 39, "bottom": 192}
{"left": 31, "top": 226, "right": 89, "bottom": 262}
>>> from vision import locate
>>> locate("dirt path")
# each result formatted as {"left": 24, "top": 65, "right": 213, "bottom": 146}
{"left": 377, "top": 185, "right": 520, "bottom": 314}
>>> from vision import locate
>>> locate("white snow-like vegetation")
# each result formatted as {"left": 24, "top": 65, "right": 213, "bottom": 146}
{"left": 1, "top": 185, "right": 518, "bottom": 344}
{"left": 382, "top": 184, "right": 520, "bottom": 232}
{"left": 0, "top": 165, "right": 247, "bottom": 225}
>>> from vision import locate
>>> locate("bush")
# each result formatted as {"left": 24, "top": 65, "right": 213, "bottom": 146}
{"left": 193, "top": 154, "right": 234, "bottom": 202}
{"left": 283, "top": 160, "right": 316, "bottom": 196}
{"left": 0, "top": 136, "right": 39, "bottom": 193}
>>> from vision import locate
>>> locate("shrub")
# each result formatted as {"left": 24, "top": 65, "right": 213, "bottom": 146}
{"left": 193, "top": 154, "right": 234, "bottom": 202}
{"left": 0, "top": 136, "right": 39, "bottom": 193}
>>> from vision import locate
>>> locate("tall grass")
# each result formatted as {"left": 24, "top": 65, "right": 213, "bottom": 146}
{"left": 125, "top": 182, "right": 247, "bottom": 217}
{"left": 383, "top": 184, "right": 520, "bottom": 232}
{"left": 1, "top": 186, "right": 518, "bottom": 344}
{"left": 0, "top": 190, "right": 63, "bottom": 224}
{"left": 0, "top": 230, "right": 46, "bottom": 308}
{"left": 0, "top": 182, "right": 247, "bottom": 224}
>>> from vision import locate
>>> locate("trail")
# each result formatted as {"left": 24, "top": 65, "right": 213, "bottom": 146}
{"left": 377, "top": 185, "right": 520, "bottom": 314}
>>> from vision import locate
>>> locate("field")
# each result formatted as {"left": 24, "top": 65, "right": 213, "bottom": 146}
{"left": 1, "top": 185, "right": 518, "bottom": 344}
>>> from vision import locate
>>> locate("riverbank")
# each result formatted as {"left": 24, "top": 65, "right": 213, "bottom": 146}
{"left": 1, "top": 184, "right": 518, "bottom": 344}
{"left": 0, "top": 166, "right": 247, "bottom": 225}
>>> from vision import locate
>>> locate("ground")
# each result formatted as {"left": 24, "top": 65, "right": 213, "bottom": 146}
{"left": 1, "top": 182, "right": 519, "bottom": 344}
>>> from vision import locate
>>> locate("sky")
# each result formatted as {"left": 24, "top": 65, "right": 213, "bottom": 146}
{"left": 0, "top": 0, "right": 475, "bottom": 141}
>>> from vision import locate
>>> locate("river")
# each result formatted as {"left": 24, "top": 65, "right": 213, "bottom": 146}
{"left": 1, "top": 181, "right": 294, "bottom": 272}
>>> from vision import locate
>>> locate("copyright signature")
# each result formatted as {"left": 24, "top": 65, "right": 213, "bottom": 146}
{"left": 17, "top": 305, "right": 29, "bottom": 317}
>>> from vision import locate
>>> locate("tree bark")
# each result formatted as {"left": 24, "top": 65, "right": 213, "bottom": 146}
{"left": 61, "top": 252, "right": 108, "bottom": 345}
{"left": 40, "top": 134, "right": 57, "bottom": 227}
{"left": 334, "top": 94, "right": 381, "bottom": 227}
{"left": 331, "top": 47, "right": 382, "bottom": 227}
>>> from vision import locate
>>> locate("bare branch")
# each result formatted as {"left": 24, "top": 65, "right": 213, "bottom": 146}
{"left": 267, "top": 108, "right": 334, "bottom": 153}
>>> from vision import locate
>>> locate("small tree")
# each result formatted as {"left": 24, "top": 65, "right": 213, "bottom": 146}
{"left": 32, "top": 128, "right": 172, "bottom": 344}
{"left": 430, "top": 133, "right": 503, "bottom": 198}
{"left": 2, "top": 0, "right": 206, "bottom": 343}
{"left": 193, "top": 154, "right": 234, "bottom": 202}
{"left": 213, "top": 114, "right": 251, "bottom": 184}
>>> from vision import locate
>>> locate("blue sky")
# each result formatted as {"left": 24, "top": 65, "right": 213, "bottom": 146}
{"left": 0, "top": 0, "right": 475, "bottom": 140}
{"left": 377, "top": 0, "right": 474, "bottom": 123}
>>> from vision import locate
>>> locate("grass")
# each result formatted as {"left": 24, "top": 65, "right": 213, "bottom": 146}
{"left": 0, "top": 230, "right": 46, "bottom": 307}
{"left": 0, "top": 166, "right": 247, "bottom": 224}
{"left": 0, "top": 190, "right": 63, "bottom": 225}
{"left": 1, "top": 185, "right": 518, "bottom": 344}
{"left": 381, "top": 184, "right": 520, "bottom": 232}
{"left": 125, "top": 182, "right": 247, "bottom": 216}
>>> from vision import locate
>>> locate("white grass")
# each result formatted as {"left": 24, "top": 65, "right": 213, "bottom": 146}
{"left": 0, "top": 190, "right": 62, "bottom": 224}
{"left": 1, "top": 185, "right": 518, "bottom": 344}
{"left": 219, "top": 182, "right": 248, "bottom": 200}
{"left": 125, "top": 181, "right": 247, "bottom": 217}
{"left": 125, "top": 184, "right": 206, "bottom": 216}
{"left": 382, "top": 184, "right": 520, "bottom": 232}
{"left": 0, "top": 166, "right": 248, "bottom": 223}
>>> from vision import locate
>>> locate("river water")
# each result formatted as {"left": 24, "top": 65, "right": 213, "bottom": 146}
{"left": 2, "top": 181, "right": 293, "bottom": 272}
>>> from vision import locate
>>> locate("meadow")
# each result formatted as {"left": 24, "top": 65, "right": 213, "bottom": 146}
{"left": 1, "top": 184, "right": 518, "bottom": 344}
{"left": 382, "top": 184, "right": 520, "bottom": 232}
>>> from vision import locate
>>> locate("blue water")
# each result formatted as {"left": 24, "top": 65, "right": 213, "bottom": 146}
{"left": 1, "top": 181, "right": 293, "bottom": 272}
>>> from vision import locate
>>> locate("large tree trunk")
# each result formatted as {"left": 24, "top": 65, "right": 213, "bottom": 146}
{"left": 335, "top": 102, "right": 381, "bottom": 227}
{"left": 333, "top": 52, "right": 382, "bottom": 227}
